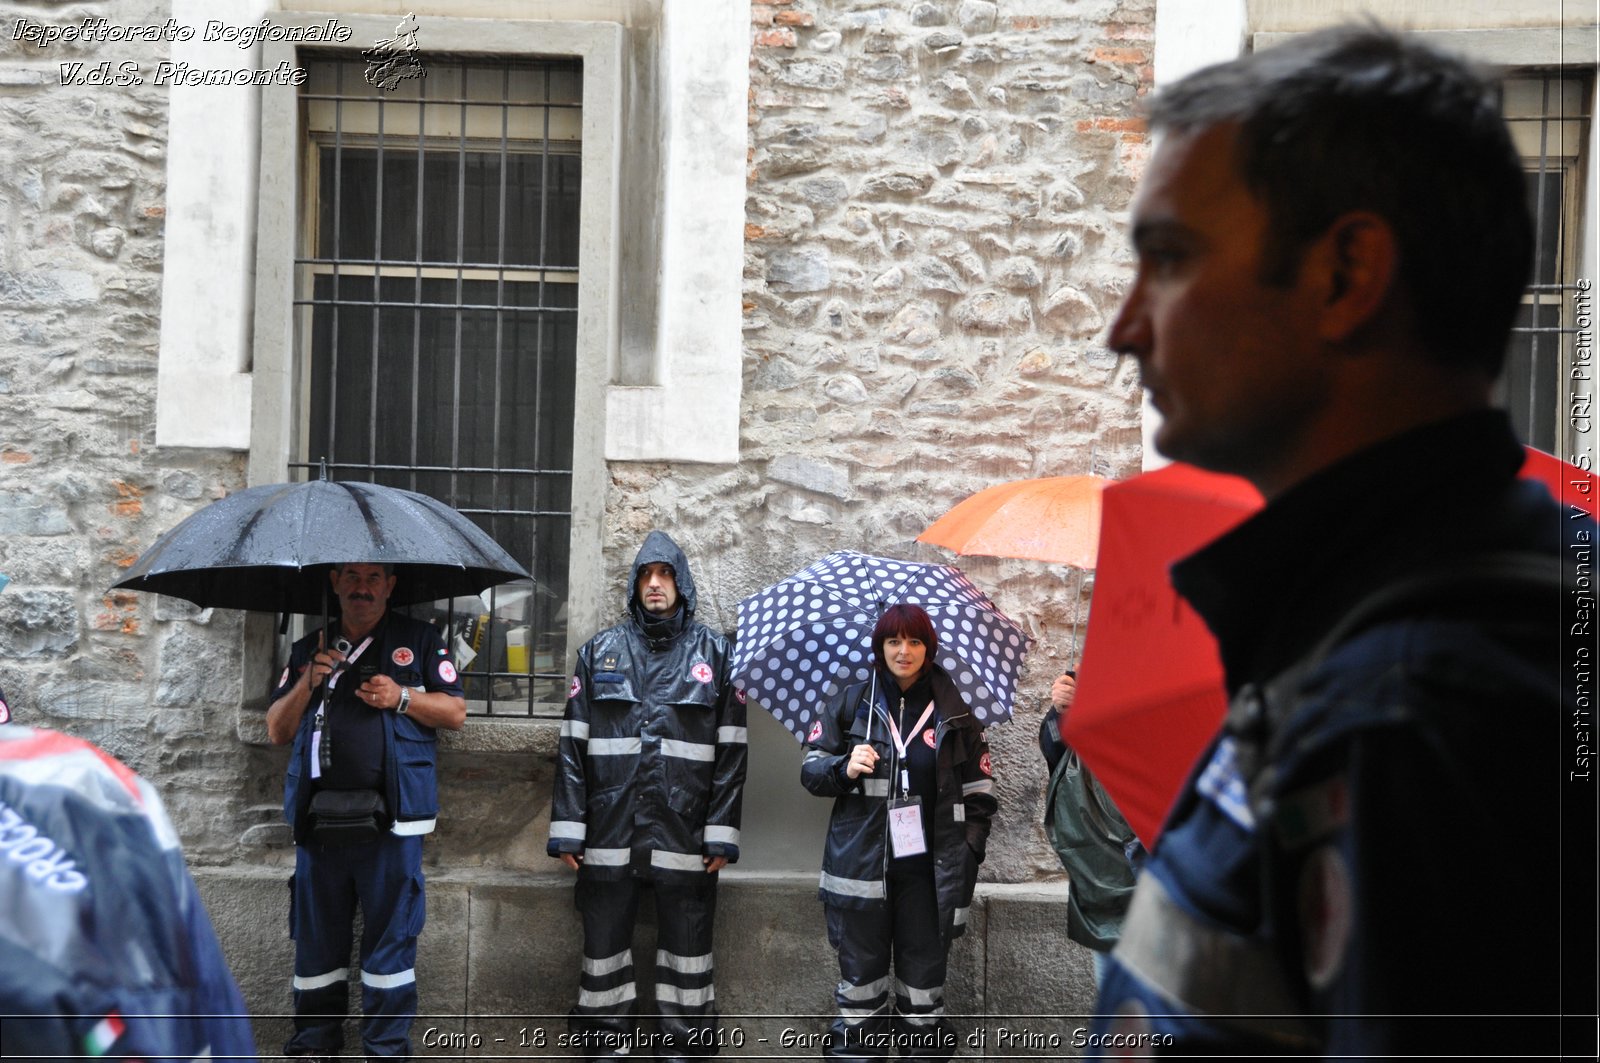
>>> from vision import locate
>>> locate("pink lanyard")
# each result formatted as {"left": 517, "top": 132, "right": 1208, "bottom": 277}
{"left": 884, "top": 699, "right": 935, "bottom": 797}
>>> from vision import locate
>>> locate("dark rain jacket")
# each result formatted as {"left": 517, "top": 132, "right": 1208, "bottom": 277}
{"left": 1090, "top": 411, "right": 1584, "bottom": 1059}
{"left": 548, "top": 531, "right": 747, "bottom": 881}
{"left": 801, "top": 666, "right": 996, "bottom": 943}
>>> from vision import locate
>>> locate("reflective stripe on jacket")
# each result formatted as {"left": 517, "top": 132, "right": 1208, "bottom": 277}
{"left": 800, "top": 666, "right": 996, "bottom": 942}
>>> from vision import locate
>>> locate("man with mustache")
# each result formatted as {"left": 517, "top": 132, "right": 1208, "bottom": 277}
{"left": 549, "top": 531, "right": 746, "bottom": 1061}
{"left": 267, "top": 562, "right": 466, "bottom": 1060}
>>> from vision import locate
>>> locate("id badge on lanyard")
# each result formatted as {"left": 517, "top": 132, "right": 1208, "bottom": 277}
{"left": 888, "top": 797, "right": 927, "bottom": 858}
{"left": 885, "top": 700, "right": 935, "bottom": 859}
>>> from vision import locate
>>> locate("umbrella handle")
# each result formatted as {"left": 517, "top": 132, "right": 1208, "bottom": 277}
{"left": 866, "top": 671, "right": 878, "bottom": 745}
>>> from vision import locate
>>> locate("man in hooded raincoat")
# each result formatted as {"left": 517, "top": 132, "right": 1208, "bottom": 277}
{"left": 549, "top": 531, "right": 747, "bottom": 1060}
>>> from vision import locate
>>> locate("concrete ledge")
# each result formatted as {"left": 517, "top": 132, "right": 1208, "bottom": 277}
{"left": 193, "top": 868, "right": 1098, "bottom": 1057}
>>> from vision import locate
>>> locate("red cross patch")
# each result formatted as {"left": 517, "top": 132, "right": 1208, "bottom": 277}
{"left": 391, "top": 647, "right": 415, "bottom": 667}
{"left": 569, "top": 675, "right": 582, "bottom": 700}
{"left": 0, "top": 696, "right": 9, "bottom": 725}
{"left": 808, "top": 720, "right": 824, "bottom": 743}
{"left": 691, "top": 662, "right": 714, "bottom": 684}
{"left": 438, "top": 660, "right": 458, "bottom": 684}
{"left": 923, "top": 728, "right": 937, "bottom": 748}
{"left": 734, "top": 687, "right": 747, "bottom": 704}
{"left": 278, "top": 666, "right": 290, "bottom": 689}
{"left": 978, "top": 751, "right": 993, "bottom": 776}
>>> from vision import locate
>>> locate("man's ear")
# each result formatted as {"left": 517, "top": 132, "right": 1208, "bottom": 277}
{"left": 1310, "top": 211, "right": 1398, "bottom": 344}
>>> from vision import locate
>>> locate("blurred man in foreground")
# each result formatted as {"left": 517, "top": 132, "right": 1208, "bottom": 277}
{"left": 0, "top": 725, "right": 256, "bottom": 1060}
{"left": 1096, "top": 24, "right": 1589, "bottom": 1057}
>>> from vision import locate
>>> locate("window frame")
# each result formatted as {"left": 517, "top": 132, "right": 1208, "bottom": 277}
{"left": 294, "top": 56, "right": 585, "bottom": 717}
{"left": 1500, "top": 70, "right": 1594, "bottom": 458}
{"left": 243, "top": 14, "right": 621, "bottom": 735}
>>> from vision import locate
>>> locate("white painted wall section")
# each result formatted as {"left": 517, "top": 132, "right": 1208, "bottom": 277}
{"left": 154, "top": 0, "right": 270, "bottom": 450}
{"left": 604, "top": 0, "right": 749, "bottom": 464}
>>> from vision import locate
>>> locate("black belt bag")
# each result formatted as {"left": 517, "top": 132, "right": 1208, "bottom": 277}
{"left": 309, "top": 789, "right": 387, "bottom": 846}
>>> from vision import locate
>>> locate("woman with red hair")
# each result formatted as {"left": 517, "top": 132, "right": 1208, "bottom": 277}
{"left": 800, "top": 603, "right": 997, "bottom": 1061}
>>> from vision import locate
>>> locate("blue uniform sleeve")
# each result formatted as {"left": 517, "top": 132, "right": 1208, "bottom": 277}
{"left": 800, "top": 685, "right": 858, "bottom": 797}
{"left": 547, "top": 647, "right": 593, "bottom": 857}
{"left": 417, "top": 625, "right": 465, "bottom": 698}
{"left": 270, "top": 630, "right": 321, "bottom": 701}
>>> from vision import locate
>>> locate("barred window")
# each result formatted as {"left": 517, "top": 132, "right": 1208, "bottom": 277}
{"left": 292, "top": 56, "right": 581, "bottom": 716}
{"left": 1500, "top": 72, "right": 1593, "bottom": 456}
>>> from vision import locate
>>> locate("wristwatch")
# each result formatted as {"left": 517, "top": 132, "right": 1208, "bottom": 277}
{"left": 397, "top": 686, "right": 412, "bottom": 715}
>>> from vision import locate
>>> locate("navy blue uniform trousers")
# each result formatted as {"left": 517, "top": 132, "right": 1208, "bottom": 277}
{"left": 286, "top": 833, "right": 425, "bottom": 1058}
{"left": 571, "top": 874, "right": 721, "bottom": 1058}
{"left": 825, "top": 866, "right": 956, "bottom": 1062}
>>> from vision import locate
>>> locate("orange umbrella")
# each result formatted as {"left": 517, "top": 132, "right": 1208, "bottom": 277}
{"left": 916, "top": 475, "right": 1109, "bottom": 568}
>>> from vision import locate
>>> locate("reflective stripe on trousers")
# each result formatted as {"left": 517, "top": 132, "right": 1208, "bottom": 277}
{"left": 823, "top": 868, "right": 956, "bottom": 1062}
{"left": 285, "top": 833, "right": 425, "bottom": 1060}
{"left": 572, "top": 875, "right": 723, "bottom": 1054}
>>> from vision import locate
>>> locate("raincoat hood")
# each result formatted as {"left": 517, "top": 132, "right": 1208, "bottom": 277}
{"left": 628, "top": 530, "right": 697, "bottom": 617}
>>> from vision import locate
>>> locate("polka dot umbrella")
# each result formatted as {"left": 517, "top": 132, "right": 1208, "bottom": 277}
{"left": 730, "top": 551, "right": 1033, "bottom": 741}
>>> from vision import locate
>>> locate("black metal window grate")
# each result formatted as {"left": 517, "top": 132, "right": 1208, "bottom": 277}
{"left": 1501, "top": 72, "right": 1593, "bottom": 456}
{"left": 291, "top": 55, "right": 583, "bottom": 717}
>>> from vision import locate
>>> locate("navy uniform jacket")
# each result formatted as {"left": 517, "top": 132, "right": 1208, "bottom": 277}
{"left": 0, "top": 727, "right": 256, "bottom": 1061}
{"left": 548, "top": 532, "right": 747, "bottom": 880}
{"left": 275, "top": 612, "right": 462, "bottom": 843}
{"left": 801, "top": 666, "right": 995, "bottom": 943}
{"left": 1091, "top": 412, "right": 1584, "bottom": 1058}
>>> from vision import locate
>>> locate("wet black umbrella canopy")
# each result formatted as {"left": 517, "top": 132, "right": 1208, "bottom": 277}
{"left": 113, "top": 479, "right": 531, "bottom": 614}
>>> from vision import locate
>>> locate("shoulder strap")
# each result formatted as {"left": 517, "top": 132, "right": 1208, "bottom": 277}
{"left": 1301, "top": 551, "right": 1563, "bottom": 669}
{"left": 1225, "top": 551, "right": 1564, "bottom": 785}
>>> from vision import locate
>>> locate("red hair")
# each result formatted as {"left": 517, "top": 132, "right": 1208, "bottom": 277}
{"left": 870, "top": 604, "right": 937, "bottom": 673}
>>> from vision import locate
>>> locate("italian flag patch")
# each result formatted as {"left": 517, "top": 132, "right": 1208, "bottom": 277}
{"left": 84, "top": 1012, "right": 125, "bottom": 1056}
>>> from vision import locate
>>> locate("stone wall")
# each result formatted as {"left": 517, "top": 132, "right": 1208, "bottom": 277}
{"left": 624, "top": 0, "right": 1153, "bottom": 885}
{"left": 0, "top": 0, "right": 261, "bottom": 860}
{"left": 1, "top": 0, "right": 1151, "bottom": 879}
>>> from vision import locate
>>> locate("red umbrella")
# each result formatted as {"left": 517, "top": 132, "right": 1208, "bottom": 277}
{"left": 1065, "top": 446, "right": 1591, "bottom": 848}
{"left": 1520, "top": 445, "right": 1598, "bottom": 517}
{"left": 1063, "top": 464, "right": 1261, "bottom": 846}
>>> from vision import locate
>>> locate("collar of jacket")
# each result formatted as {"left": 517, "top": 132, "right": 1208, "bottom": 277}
{"left": 1172, "top": 408, "right": 1527, "bottom": 688}
{"left": 861, "top": 665, "right": 976, "bottom": 733}
{"left": 630, "top": 602, "right": 688, "bottom": 650}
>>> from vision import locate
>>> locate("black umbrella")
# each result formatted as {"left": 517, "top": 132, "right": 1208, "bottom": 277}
{"left": 112, "top": 479, "right": 531, "bottom": 613}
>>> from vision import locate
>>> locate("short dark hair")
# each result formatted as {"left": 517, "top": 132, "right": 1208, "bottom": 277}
{"left": 1148, "top": 23, "right": 1532, "bottom": 376}
{"left": 871, "top": 604, "right": 937, "bottom": 671}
